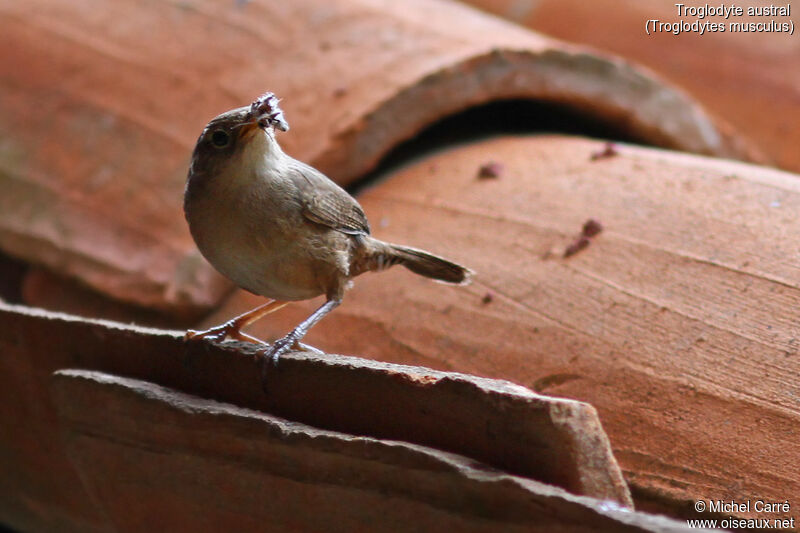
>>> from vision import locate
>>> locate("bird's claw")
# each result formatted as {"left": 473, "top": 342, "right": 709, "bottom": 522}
{"left": 184, "top": 324, "right": 231, "bottom": 343}
{"left": 259, "top": 338, "right": 325, "bottom": 391}
{"left": 259, "top": 336, "right": 294, "bottom": 392}
{"left": 266, "top": 335, "right": 297, "bottom": 366}
{"left": 260, "top": 336, "right": 294, "bottom": 368}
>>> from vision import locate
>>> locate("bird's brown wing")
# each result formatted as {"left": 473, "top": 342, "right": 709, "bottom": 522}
{"left": 291, "top": 161, "right": 371, "bottom": 235}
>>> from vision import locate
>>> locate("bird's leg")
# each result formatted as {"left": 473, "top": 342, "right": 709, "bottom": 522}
{"left": 185, "top": 299, "right": 288, "bottom": 344}
{"left": 224, "top": 319, "right": 323, "bottom": 354}
{"left": 219, "top": 327, "right": 320, "bottom": 353}
{"left": 261, "top": 298, "right": 340, "bottom": 368}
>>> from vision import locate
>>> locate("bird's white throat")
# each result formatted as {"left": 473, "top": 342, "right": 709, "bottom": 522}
{"left": 229, "top": 128, "right": 288, "bottom": 188}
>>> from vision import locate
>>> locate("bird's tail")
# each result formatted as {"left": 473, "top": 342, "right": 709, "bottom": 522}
{"left": 366, "top": 239, "right": 473, "bottom": 285}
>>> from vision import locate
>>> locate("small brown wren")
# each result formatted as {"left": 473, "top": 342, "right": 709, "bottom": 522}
{"left": 184, "top": 92, "right": 472, "bottom": 364}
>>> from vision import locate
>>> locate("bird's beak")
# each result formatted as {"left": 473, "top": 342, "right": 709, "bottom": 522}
{"left": 239, "top": 120, "right": 261, "bottom": 139}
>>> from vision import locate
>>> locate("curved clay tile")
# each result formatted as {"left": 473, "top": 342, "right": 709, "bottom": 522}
{"left": 464, "top": 0, "right": 800, "bottom": 172}
{"left": 0, "top": 0, "right": 753, "bottom": 314}
{"left": 206, "top": 135, "right": 800, "bottom": 518}
{"left": 0, "top": 305, "right": 641, "bottom": 530}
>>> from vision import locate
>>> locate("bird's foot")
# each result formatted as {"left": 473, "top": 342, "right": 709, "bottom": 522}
{"left": 185, "top": 326, "right": 227, "bottom": 344}
{"left": 258, "top": 335, "right": 322, "bottom": 392}
{"left": 262, "top": 335, "right": 296, "bottom": 367}
{"left": 185, "top": 321, "right": 263, "bottom": 345}
{"left": 258, "top": 336, "right": 290, "bottom": 392}
{"left": 258, "top": 337, "right": 321, "bottom": 368}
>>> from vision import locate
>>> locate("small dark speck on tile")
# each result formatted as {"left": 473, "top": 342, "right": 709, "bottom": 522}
{"left": 481, "top": 291, "right": 494, "bottom": 305}
{"left": 477, "top": 161, "right": 503, "bottom": 179}
{"left": 564, "top": 236, "right": 591, "bottom": 258}
{"left": 590, "top": 142, "right": 618, "bottom": 161}
{"left": 582, "top": 218, "right": 603, "bottom": 238}
{"left": 564, "top": 218, "right": 604, "bottom": 258}
{"left": 333, "top": 86, "right": 348, "bottom": 98}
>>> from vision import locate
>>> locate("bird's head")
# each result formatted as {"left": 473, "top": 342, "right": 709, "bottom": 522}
{"left": 187, "top": 92, "right": 289, "bottom": 186}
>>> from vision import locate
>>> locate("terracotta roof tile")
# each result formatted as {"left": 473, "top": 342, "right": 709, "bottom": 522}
{"left": 0, "top": 1, "right": 795, "bottom": 529}
{"left": 208, "top": 135, "right": 800, "bottom": 519}
{"left": 464, "top": 0, "right": 800, "bottom": 172}
{"left": 2, "top": 302, "right": 647, "bottom": 530}
{"left": 0, "top": 0, "right": 753, "bottom": 314}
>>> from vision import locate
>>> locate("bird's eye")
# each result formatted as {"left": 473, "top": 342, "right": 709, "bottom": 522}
{"left": 211, "top": 129, "right": 231, "bottom": 148}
